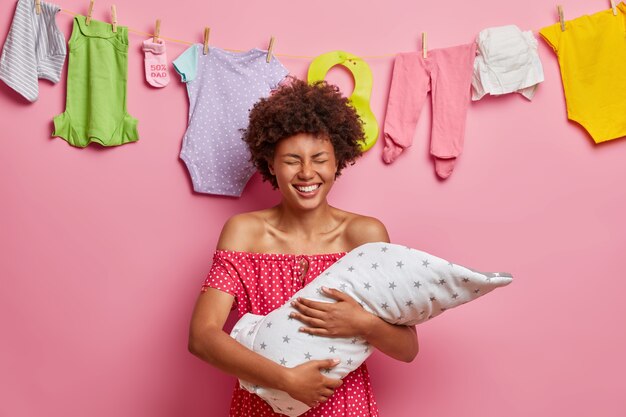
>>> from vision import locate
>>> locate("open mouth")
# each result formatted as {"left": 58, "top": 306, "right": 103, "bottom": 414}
{"left": 293, "top": 184, "right": 321, "bottom": 193}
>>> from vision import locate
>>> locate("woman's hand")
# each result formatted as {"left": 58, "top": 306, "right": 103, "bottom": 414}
{"left": 290, "top": 287, "right": 375, "bottom": 338}
{"left": 283, "top": 359, "right": 343, "bottom": 407}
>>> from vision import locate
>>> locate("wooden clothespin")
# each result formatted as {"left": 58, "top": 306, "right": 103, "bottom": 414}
{"left": 422, "top": 32, "right": 427, "bottom": 59}
{"left": 35, "top": 0, "right": 41, "bottom": 15}
{"left": 610, "top": 0, "right": 617, "bottom": 15}
{"left": 203, "top": 27, "right": 210, "bottom": 55}
{"left": 266, "top": 36, "right": 275, "bottom": 63}
{"left": 85, "top": 0, "right": 95, "bottom": 26}
{"left": 111, "top": 5, "right": 117, "bottom": 33}
{"left": 556, "top": 5, "right": 565, "bottom": 32}
{"left": 557, "top": 5, "right": 565, "bottom": 31}
{"left": 153, "top": 19, "right": 161, "bottom": 43}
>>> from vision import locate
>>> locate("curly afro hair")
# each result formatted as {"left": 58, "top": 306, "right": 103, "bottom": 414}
{"left": 242, "top": 77, "right": 365, "bottom": 189}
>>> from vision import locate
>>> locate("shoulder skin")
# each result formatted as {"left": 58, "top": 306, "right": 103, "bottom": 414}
{"left": 343, "top": 214, "right": 390, "bottom": 250}
{"left": 215, "top": 212, "right": 266, "bottom": 252}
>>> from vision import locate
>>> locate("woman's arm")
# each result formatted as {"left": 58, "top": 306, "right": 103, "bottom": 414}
{"left": 189, "top": 286, "right": 344, "bottom": 407}
{"left": 188, "top": 215, "right": 344, "bottom": 407}
{"left": 189, "top": 289, "right": 286, "bottom": 387}
{"left": 343, "top": 216, "right": 419, "bottom": 362}
{"left": 291, "top": 288, "right": 419, "bottom": 362}
{"left": 291, "top": 215, "right": 419, "bottom": 362}
{"left": 361, "top": 311, "right": 419, "bottom": 363}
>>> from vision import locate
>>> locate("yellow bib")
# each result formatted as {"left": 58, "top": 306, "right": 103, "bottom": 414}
{"left": 308, "top": 51, "right": 379, "bottom": 152}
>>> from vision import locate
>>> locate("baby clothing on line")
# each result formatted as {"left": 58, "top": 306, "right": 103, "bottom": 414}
{"left": 383, "top": 43, "right": 476, "bottom": 179}
{"left": 540, "top": 3, "right": 626, "bottom": 144}
{"left": 472, "top": 25, "right": 544, "bottom": 101}
{"left": 143, "top": 38, "right": 169, "bottom": 88}
{"left": 173, "top": 45, "right": 289, "bottom": 197}
{"left": 0, "top": 0, "right": 66, "bottom": 102}
{"left": 52, "top": 16, "right": 138, "bottom": 147}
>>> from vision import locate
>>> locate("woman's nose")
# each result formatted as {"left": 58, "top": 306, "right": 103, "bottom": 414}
{"left": 298, "top": 161, "right": 315, "bottom": 178}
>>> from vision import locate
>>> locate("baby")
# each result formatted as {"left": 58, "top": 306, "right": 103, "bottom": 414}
{"left": 230, "top": 242, "right": 513, "bottom": 416}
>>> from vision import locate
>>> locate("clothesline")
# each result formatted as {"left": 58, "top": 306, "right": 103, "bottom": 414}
{"left": 59, "top": 9, "right": 396, "bottom": 60}
{"left": 52, "top": 4, "right": 626, "bottom": 61}
{"left": 57, "top": 4, "right": 571, "bottom": 61}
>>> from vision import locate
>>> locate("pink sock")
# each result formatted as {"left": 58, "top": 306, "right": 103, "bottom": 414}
{"left": 143, "top": 38, "right": 169, "bottom": 88}
{"left": 434, "top": 157, "right": 457, "bottom": 179}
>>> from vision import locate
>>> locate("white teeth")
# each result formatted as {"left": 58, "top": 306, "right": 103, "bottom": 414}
{"left": 295, "top": 184, "right": 320, "bottom": 193}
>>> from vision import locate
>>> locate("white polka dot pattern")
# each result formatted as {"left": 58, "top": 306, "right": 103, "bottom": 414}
{"left": 201, "top": 250, "right": 380, "bottom": 417}
{"left": 177, "top": 46, "right": 289, "bottom": 197}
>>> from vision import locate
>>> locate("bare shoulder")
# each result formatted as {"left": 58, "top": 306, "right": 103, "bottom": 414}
{"left": 216, "top": 211, "right": 266, "bottom": 252}
{"left": 343, "top": 212, "right": 390, "bottom": 250}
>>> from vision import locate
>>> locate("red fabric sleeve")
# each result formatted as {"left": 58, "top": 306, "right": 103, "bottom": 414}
{"left": 200, "top": 251, "right": 243, "bottom": 309}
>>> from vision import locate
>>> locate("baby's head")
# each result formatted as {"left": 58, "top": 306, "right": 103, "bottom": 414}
{"left": 243, "top": 77, "right": 365, "bottom": 189}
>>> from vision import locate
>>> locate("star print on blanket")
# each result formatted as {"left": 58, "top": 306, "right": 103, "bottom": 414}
{"left": 230, "top": 242, "right": 513, "bottom": 416}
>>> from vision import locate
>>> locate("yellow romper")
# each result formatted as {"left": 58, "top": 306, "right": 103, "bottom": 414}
{"left": 540, "top": 3, "right": 626, "bottom": 143}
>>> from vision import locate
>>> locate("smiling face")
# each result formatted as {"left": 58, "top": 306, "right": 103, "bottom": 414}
{"left": 269, "top": 133, "right": 338, "bottom": 211}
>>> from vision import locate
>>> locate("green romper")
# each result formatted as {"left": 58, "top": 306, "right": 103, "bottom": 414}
{"left": 53, "top": 16, "right": 138, "bottom": 147}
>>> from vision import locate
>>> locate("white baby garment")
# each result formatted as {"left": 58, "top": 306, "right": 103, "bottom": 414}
{"left": 472, "top": 25, "right": 544, "bottom": 101}
{"left": 0, "top": 0, "right": 66, "bottom": 102}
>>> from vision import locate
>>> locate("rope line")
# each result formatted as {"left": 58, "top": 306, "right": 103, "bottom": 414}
{"left": 59, "top": 9, "right": 396, "bottom": 59}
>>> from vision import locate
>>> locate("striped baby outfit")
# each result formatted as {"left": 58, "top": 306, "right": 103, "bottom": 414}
{"left": 0, "top": 0, "right": 66, "bottom": 102}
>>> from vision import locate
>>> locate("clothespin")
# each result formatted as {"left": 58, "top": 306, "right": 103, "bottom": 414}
{"left": 110, "top": 5, "right": 117, "bottom": 33}
{"left": 153, "top": 19, "right": 161, "bottom": 43}
{"left": 557, "top": 5, "right": 565, "bottom": 31}
{"left": 422, "top": 32, "right": 427, "bottom": 59}
{"left": 35, "top": 0, "right": 41, "bottom": 15}
{"left": 610, "top": 0, "right": 617, "bottom": 15}
{"left": 203, "top": 27, "right": 210, "bottom": 55}
{"left": 85, "top": 0, "right": 95, "bottom": 25}
{"left": 266, "top": 36, "right": 275, "bottom": 63}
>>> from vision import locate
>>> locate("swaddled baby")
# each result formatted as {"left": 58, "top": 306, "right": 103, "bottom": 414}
{"left": 231, "top": 242, "right": 513, "bottom": 416}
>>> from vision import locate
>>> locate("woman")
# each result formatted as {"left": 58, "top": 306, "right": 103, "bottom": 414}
{"left": 188, "top": 78, "right": 418, "bottom": 416}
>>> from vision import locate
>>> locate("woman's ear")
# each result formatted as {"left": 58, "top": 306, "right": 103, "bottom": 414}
{"left": 268, "top": 161, "right": 275, "bottom": 176}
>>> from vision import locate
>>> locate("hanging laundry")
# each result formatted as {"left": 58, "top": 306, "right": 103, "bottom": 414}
{"left": 143, "top": 38, "right": 169, "bottom": 88}
{"left": 173, "top": 45, "right": 288, "bottom": 197}
{"left": 383, "top": 43, "right": 476, "bottom": 179}
{"left": 308, "top": 51, "right": 378, "bottom": 152}
{"left": 472, "top": 25, "right": 544, "bottom": 101}
{"left": 0, "top": 0, "right": 66, "bottom": 102}
{"left": 52, "top": 16, "right": 139, "bottom": 147}
{"left": 540, "top": 4, "right": 626, "bottom": 143}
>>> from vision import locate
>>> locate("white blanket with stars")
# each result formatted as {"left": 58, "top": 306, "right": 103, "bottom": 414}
{"left": 230, "top": 242, "right": 513, "bottom": 416}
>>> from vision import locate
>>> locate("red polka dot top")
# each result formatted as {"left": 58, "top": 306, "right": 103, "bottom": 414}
{"left": 202, "top": 250, "right": 380, "bottom": 417}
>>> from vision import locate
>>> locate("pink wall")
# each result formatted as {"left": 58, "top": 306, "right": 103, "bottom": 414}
{"left": 2, "top": 0, "right": 626, "bottom": 416}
